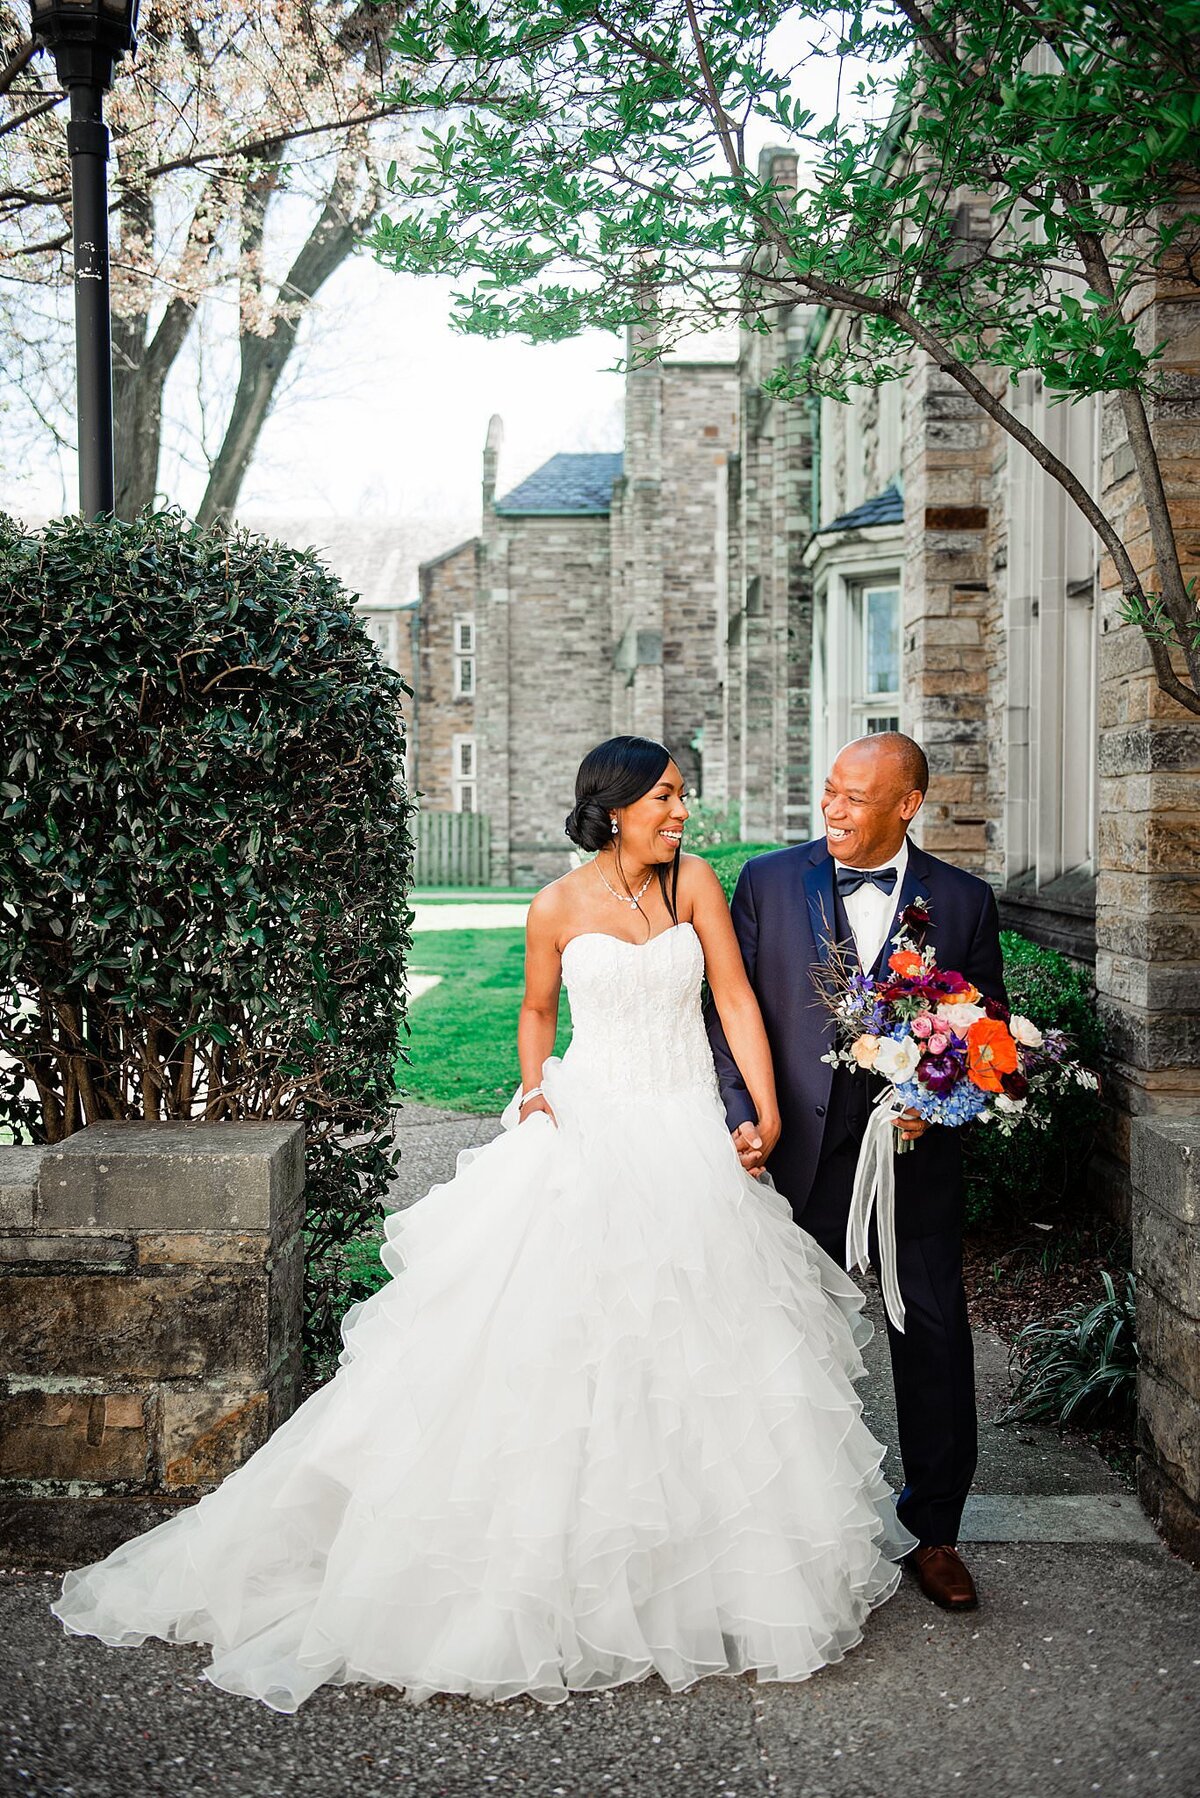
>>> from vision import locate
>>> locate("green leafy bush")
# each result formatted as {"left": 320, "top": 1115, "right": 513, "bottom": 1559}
{"left": 999, "top": 1271, "right": 1137, "bottom": 1428}
{"left": 964, "top": 932, "right": 1106, "bottom": 1227}
{"left": 0, "top": 510, "right": 414, "bottom": 1367}
{"left": 681, "top": 800, "right": 742, "bottom": 852}
{"left": 695, "top": 842, "right": 784, "bottom": 902}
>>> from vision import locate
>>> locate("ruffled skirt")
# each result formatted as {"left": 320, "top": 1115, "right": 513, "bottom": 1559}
{"left": 51, "top": 1055, "right": 912, "bottom": 1711}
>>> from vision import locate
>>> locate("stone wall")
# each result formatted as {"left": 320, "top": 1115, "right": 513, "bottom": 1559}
{"left": 1092, "top": 267, "right": 1200, "bottom": 1213}
{"left": 417, "top": 538, "right": 479, "bottom": 811}
{"left": 0, "top": 1121, "right": 304, "bottom": 1570}
{"left": 900, "top": 356, "right": 993, "bottom": 872}
{"left": 503, "top": 516, "right": 616, "bottom": 885}
{"left": 1132, "top": 1117, "right": 1200, "bottom": 1562}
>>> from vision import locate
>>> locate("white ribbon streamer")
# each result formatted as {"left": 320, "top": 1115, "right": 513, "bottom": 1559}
{"left": 845, "top": 1087, "right": 908, "bottom": 1333}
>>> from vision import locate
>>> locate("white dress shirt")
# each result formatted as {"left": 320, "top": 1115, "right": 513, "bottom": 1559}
{"left": 838, "top": 836, "right": 909, "bottom": 973}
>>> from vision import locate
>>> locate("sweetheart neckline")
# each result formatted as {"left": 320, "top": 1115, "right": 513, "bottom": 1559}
{"left": 560, "top": 921, "right": 696, "bottom": 956}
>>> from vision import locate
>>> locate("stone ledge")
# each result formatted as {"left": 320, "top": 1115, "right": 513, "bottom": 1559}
{"left": 1132, "top": 1116, "right": 1200, "bottom": 1228}
{"left": 0, "top": 1147, "right": 47, "bottom": 1231}
{"left": 37, "top": 1120, "right": 305, "bottom": 1235}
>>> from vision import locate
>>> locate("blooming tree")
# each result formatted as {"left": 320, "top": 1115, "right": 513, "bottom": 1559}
{"left": 0, "top": 1, "right": 415, "bottom": 521}
{"left": 372, "top": 0, "right": 1200, "bottom": 714}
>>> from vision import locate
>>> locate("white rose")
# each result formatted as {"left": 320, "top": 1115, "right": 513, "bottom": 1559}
{"left": 873, "top": 1034, "right": 922, "bottom": 1083}
{"left": 935, "top": 1001, "right": 987, "bottom": 1034}
{"left": 1010, "top": 1014, "right": 1044, "bottom": 1049}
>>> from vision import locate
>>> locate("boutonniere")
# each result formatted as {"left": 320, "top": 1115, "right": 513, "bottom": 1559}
{"left": 894, "top": 896, "right": 932, "bottom": 947}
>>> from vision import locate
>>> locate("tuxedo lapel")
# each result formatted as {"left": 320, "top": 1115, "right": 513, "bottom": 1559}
{"left": 878, "top": 840, "right": 934, "bottom": 965}
{"left": 801, "top": 847, "right": 838, "bottom": 967}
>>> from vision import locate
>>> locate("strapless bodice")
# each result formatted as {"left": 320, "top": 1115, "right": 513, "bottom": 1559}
{"left": 558, "top": 921, "right": 720, "bottom": 1099}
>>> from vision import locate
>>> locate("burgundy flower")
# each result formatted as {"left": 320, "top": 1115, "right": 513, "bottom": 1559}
{"left": 984, "top": 995, "right": 1012, "bottom": 1023}
{"left": 1000, "top": 1069, "right": 1029, "bottom": 1100}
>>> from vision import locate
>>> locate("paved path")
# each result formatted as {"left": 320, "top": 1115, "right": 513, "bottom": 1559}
{"left": 409, "top": 902, "right": 530, "bottom": 933}
{"left": 4, "top": 1107, "right": 1197, "bottom": 1798}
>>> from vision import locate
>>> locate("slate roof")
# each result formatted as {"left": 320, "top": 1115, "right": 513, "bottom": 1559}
{"left": 817, "top": 482, "right": 904, "bottom": 534}
{"left": 495, "top": 452, "right": 623, "bottom": 516}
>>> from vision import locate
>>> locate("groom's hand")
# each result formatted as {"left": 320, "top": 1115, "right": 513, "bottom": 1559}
{"left": 732, "top": 1117, "right": 780, "bottom": 1177}
{"left": 894, "top": 1108, "right": 929, "bottom": 1143}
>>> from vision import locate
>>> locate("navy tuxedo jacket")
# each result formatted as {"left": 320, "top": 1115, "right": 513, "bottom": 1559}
{"left": 706, "top": 838, "right": 1007, "bottom": 1234}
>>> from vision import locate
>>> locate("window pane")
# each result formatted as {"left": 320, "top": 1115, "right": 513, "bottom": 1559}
{"left": 864, "top": 587, "right": 899, "bottom": 696}
{"left": 458, "top": 741, "right": 474, "bottom": 777}
{"left": 866, "top": 713, "right": 900, "bottom": 735}
{"left": 458, "top": 657, "right": 474, "bottom": 695}
{"left": 458, "top": 785, "right": 475, "bottom": 813}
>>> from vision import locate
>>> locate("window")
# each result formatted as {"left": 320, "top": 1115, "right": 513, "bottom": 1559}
{"left": 851, "top": 583, "right": 900, "bottom": 740}
{"left": 808, "top": 568, "right": 904, "bottom": 833}
{"left": 454, "top": 615, "right": 475, "bottom": 697}
{"left": 453, "top": 736, "right": 477, "bottom": 813}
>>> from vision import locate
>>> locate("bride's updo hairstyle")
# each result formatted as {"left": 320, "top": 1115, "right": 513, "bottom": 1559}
{"left": 565, "top": 735, "right": 681, "bottom": 924}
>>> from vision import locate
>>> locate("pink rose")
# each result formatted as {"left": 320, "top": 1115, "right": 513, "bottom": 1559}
{"left": 911, "top": 1014, "right": 934, "bottom": 1040}
{"left": 928, "top": 1033, "right": 949, "bottom": 1055}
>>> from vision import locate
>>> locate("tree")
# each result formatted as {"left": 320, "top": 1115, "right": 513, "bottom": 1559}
{"left": 0, "top": 2, "right": 414, "bottom": 522}
{"left": 372, "top": 0, "right": 1200, "bottom": 713}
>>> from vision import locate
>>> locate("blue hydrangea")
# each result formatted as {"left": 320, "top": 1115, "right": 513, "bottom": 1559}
{"left": 893, "top": 1074, "right": 991, "bottom": 1129}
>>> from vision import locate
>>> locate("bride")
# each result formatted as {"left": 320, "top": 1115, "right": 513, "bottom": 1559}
{"left": 52, "top": 734, "right": 913, "bottom": 1712}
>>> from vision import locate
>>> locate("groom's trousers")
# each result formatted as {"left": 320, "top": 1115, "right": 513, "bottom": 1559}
{"left": 796, "top": 1123, "right": 978, "bottom": 1551}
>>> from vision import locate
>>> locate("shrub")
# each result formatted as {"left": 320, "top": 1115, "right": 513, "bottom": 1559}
{"left": 963, "top": 931, "right": 1107, "bottom": 1227}
{"left": 999, "top": 1270, "right": 1137, "bottom": 1428}
{"left": 0, "top": 510, "right": 414, "bottom": 1368}
{"left": 681, "top": 799, "right": 742, "bottom": 852}
{"left": 695, "top": 842, "right": 785, "bottom": 901}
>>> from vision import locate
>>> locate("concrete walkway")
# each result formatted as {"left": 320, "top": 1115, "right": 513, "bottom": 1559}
{"left": 4, "top": 1106, "right": 1197, "bottom": 1798}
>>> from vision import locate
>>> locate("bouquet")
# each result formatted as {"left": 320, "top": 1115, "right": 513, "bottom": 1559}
{"left": 816, "top": 901, "right": 1099, "bottom": 1332}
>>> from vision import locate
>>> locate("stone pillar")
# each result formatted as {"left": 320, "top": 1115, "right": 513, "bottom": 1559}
{"left": 900, "top": 356, "right": 992, "bottom": 871}
{"left": 0, "top": 1120, "right": 305, "bottom": 1570}
{"left": 1132, "top": 1117, "right": 1200, "bottom": 1563}
{"left": 1093, "top": 270, "right": 1200, "bottom": 1210}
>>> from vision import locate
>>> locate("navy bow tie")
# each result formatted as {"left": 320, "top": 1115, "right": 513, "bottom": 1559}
{"left": 835, "top": 865, "right": 898, "bottom": 898}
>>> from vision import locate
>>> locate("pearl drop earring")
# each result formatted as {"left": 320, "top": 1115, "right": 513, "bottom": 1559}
{"left": 610, "top": 818, "right": 619, "bottom": 836}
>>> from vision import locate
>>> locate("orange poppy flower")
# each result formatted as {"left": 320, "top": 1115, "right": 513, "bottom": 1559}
{"left": 965, "top": 1017, "right": 1019, "bottom": 1091}
{"left": 888, "top": 949, "right": 923, "bottom": 978}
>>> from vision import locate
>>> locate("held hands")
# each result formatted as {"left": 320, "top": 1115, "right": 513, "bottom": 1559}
{"left": 731, "top": 1115, "right": 780, "bottom": 1178}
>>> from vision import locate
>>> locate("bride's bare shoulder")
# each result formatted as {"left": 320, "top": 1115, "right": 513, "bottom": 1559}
{"left": 676, "top": 853, "right": 727, "bottom": 906}
{"left": 527, "top": 866, "right": 592, "bottom": 939}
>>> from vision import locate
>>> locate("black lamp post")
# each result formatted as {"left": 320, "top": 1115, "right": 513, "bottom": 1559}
{"left": 29, "top": 0, "right": 139, "bottom": 519}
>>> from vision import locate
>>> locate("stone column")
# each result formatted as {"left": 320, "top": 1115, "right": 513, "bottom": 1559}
{"left": 0, "top": 1120, "right": 305, "bottom": 1570}
{"left": 1093, "top": 272, "right": 1200, "bottom": 1208}
{"left": 1132, "top": 1117, "right": 1200, "bottom": 1562}
{"left": 900, "top": 356, "right": 992, "bottom": 871}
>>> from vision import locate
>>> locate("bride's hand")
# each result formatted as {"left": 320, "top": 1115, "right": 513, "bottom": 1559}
{"left": 519, "top": 1094, "right": 557, "bottom": 1127}
{"left": 732, "top": 1115, "right": 779, "bottom": 1177}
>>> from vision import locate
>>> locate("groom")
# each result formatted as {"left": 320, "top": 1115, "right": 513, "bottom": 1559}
{"left": 707, "top": 732, "right": 1005, "bottom": 1612}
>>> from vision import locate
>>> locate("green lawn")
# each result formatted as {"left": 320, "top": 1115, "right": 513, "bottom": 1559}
{"left": 398, "top": 927, "right": 573, "bottom": 1113}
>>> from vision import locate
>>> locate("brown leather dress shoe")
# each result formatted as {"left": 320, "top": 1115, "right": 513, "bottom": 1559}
{"left": 908, "top": 1544, "right": 979, "bottom": 1611}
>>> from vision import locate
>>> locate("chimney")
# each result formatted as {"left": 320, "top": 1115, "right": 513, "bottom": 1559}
{"left": 483, "top": 414, "right": 504, "bottom": 512}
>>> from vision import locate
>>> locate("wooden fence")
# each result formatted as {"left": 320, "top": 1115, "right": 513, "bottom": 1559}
{"left": 414, "top": 810, "right": 492, "bottom": 887}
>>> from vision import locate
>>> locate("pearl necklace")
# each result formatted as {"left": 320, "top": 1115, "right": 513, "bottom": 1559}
{"left": 595, "top": 860, "right": 653, "bottom": 909}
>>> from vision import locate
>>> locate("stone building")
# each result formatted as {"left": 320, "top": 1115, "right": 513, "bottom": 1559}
{"left": 417, "top": 340, "right": 804, "bottom": 883}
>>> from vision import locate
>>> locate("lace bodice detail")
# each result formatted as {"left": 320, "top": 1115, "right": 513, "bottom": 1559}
{"left": 559, "top": 922, "right": 720, "bottom": 1099}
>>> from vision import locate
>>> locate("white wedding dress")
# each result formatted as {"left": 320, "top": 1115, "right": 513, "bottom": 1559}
{"left": 52, "top": 922, "right": 913, "bottom": 1712}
